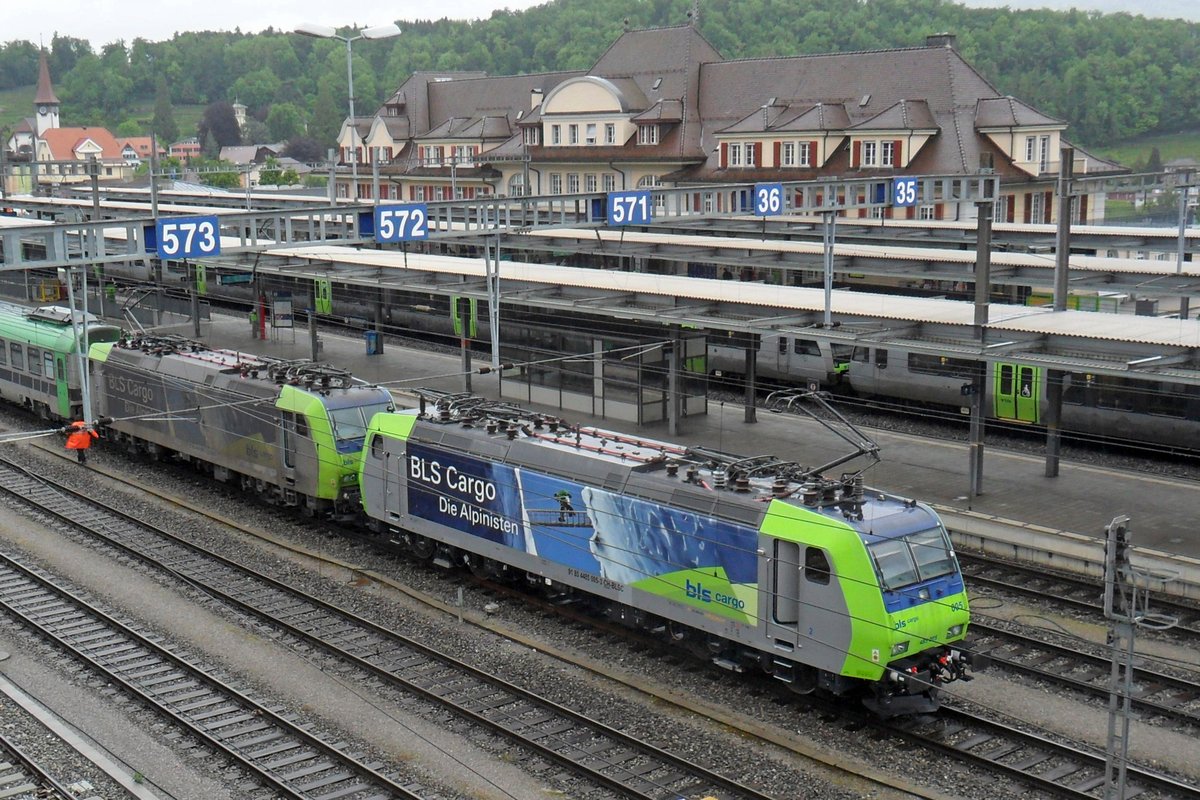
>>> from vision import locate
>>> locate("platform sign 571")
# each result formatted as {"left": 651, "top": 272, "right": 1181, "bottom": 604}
{"left": 152, "top": 215, "right": 221, "bottom": 258}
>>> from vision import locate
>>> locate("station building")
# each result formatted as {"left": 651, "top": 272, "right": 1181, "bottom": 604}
{"left": 336, "top": 25, "right": 1122, "bottom": 223}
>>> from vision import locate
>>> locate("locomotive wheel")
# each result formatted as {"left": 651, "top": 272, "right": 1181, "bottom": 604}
{"left": 787, "top": 666, "right": 819, "bottom": 695}
{"left": 409, "top": 535, "right": 436, "bottom": 561}
{"left": 466, "top": 553, "right": 494, "bottom": 578}
{"left": 666, "top": 620, "right": 689, "bottom": 642}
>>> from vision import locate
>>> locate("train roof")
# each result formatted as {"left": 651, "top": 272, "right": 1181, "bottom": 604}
{"left": 0, "top": 302, "right": 121, "bottom": 350}
{"left": 93, "top": 334, "right": 378, "bottom": 401}
{"left": 394, "top": 393, "right": 932, "bottom": 535}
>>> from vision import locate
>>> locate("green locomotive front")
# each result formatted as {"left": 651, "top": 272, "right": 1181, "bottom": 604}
{"left": 359, "top": 395, "right": 970, "bottom": 713}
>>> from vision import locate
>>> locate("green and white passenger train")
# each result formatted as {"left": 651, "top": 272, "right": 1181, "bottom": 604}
{"left": 359, "top": 393, "right": 973, "bottom": 713}
{"left": 0, "top": 302, "right": 122, "bottom": 421}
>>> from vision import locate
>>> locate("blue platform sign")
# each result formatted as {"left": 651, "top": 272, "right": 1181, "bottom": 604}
{"left": 892, "top": 177, "right": 919, "bottom": 207}
{"left": 606, "top": 190, "right": 652, "bottom": 225}
{"left": 753, "top": 183, "right": 784, "bottom": 216}
{"left": 155, "top": 215, "right": 220, "bottom": 258}
{"left": 374, "top": 203, "right": 429, "bottom": 242}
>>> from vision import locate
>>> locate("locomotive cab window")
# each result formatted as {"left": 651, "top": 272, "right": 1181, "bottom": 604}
{"left": 869, "top": 527, "right": 957, "bottom": 591}
{"left": 852, "top": 346, "right": 870, "bottom": 364}
{"left": 295, "top": 414, "right": 309, "bottom": 437}
{"left": 369, "top": 432, "right": 384, "bottom": 459}
{"left": 804, "top": 547, "right": 831, "bottom": 585}
{"left": 778, "top": 337, "right": 788, "bottom": 355}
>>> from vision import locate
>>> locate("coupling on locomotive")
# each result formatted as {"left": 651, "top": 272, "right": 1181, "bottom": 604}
{"left": 1, "top": 303, "right": 972, "bottom": 714}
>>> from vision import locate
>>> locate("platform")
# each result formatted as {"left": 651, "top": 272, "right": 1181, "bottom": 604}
{"left": 155, "top": 313, "right": 1199, "bottom": 563}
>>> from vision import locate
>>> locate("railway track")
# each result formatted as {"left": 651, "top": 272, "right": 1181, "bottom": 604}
{"left": 0, "top": 729, "right": 76, "bottom": 800}
{"left": 0, "top": 551, "right": 424, "bottom": 800}
{"left": 0, "top": 455, "right": 781, "bottom": 800}
{"left": 960, "top": 553, "right": 1200, "bottom": 638}
{"left": 893, "top": 703, "right": 1200, "bottom": 800}
{"left": 968, "top": 618, "right": 1200, "bottom": 729}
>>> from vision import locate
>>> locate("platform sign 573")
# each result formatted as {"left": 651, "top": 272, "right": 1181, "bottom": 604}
{"left": 153, "top": 215, "right": 221, "bottom": 258}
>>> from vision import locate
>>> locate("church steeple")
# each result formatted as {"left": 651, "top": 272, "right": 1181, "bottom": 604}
{"left": 34, "top": 50, "right": 61, "bottom": 136}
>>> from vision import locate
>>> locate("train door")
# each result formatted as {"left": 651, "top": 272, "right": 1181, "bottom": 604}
{"left": 849, "top": 346, "right": 886, "bottom": 396}
{"left": 993, "top": 363, "right": 1041, "bottom": 423}
{"left": 280, "top": 411, "right": 298, "bottom": 484}
{"left": 775, "top": 336, "right": 789, "bottom": 376}
{"left": 767, "top": 538, "right": 847, "bottom": 684}
{"left": 315, "top": 279, "right": 333, "bottom": 315}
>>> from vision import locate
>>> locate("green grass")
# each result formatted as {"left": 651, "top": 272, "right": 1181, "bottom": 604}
{"left": 0, "top": 85, "right": 34, "bottom": 132}
{"left": 1091, "top": 131, "right": 1200, "bottom": 170}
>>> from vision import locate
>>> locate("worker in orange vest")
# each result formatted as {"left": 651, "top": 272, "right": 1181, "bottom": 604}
{"left": 61, "top": 419, "right": 98, "bottom": 464}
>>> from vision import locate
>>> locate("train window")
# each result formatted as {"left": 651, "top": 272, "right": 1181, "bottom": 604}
{"left": 773, "top": 540, "right": 800, "bottom": 625}
{"left": 295, "top": 414, "right": 309, "bottom": 437}
{"left": 0, "top": 339, "right": 5, "bottom": 365}
{"left": 55, "top": 356, "right": 65, "bottom": 381}
{"left": 907, "top": 353, "right": 977, "bottom": 378}
{"left": 28, "top": 348, "right": 41, "bottom": 376}
{"left": 852, "top": 347, "right": 870, "bottom": 364}
{"left": 793, "top": 339, "right": 821, "bottom": 357}
{"left": 998, "top": 364, "right": 1013, "bottom": 395}
{"left": 804, "top": 547, "right": 831, "bottom": 585}
{"left": 875, "top": 349, "right": 888, "bottom": 369}
{"left": 369, "top": 433, "right": 383, "bottom": 459}
{"left": 9, "top": 343, "right": 23, "bottom": 371}
{"left": 868, "top": 538, "right": 919, "bottom": 591}
{"left": 778, "top": 337, "right": 788, "bottom": 355}
{"left": 908, "top": 528, "right": 957, "bottom": 582}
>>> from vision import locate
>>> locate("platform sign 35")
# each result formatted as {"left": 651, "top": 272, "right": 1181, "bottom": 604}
{"left": 892, "top": 177, "right": 919, "bottom": 207}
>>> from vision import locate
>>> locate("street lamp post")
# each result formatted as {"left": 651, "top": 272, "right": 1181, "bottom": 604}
{"left": 294, "top": 22, "right": 401, "bottom": 201}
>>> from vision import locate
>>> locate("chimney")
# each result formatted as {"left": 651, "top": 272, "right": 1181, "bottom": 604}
{"left": 531, "top": 88, "right": 544, "bottom": 110}
{"left": 925, "top": 32, "right": 957, "bottom": 49}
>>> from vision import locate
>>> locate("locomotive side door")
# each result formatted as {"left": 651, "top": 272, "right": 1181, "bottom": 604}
{"left": 766, "top": 538, "right": 850, "bottom": 680}
{"left": 280, "top": 411, "right": 298, "bottom": 485}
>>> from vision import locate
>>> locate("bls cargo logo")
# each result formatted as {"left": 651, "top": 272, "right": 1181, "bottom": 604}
{"left": 685, "top": 578, "right": 745, "bottom": 611}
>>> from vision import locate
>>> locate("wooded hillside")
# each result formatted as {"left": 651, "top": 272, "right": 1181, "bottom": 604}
{"left": 1, "top": 0, "right": 1195, "bottom": 149}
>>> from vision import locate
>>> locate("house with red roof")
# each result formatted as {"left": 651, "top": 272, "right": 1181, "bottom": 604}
{"left": 35, "top": 127, "right": 133, "bottom": 187}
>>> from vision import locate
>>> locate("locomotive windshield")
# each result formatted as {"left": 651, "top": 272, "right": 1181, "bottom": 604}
{"left": 329, "top": 402, "right": 393, "bottom": 448}
{"left": 868, "top": 527, "right": 957, "bottom": 591}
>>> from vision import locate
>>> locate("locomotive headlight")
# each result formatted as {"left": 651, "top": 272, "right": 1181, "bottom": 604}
{"left": 947, "top": 624, "right": 964, "bottom": 638}
{"left": 890, "top": 641, "right": 909, "bottom": 656}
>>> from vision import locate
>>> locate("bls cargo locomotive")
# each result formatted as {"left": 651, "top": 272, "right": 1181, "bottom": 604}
{"left": 359, "top": 393, "right": 972, "bottom": 713}
{"left": 90, "top": 334, "right": 393, "bottom": 515}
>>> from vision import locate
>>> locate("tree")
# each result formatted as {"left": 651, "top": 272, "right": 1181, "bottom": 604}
{"left": 283, "top": 136, "right": 326, "bottom": 163}
{"left": 151, "top": 76, "right": 178, "bottom": 144}
{"left": 266, "top": 103, "right": 305, "bottom": 142}
{"left": 231, "top": 67, "right": 281, "bottom": 110}
{"left": 115, "top": 119, "right": 142, "bottom": 137}
{"left": 202, "top": 131, "right": 220, "bottom": 158}
{"left": 198, "top": 101, "right": 242, "bottom": 148}
{"left": 241, "top": 118, "right": 270, "bottom": 146}
{"left": 307, "top": 81, "right": 344, "bottom": 148}
{"left": 1146, "top": 146, "right": 1163, "bottom": 173}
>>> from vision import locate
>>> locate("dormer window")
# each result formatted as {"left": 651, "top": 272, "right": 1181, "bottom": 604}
{"left": 862, "top": 141, "right": 877, "bottom": 167}
{"left": 586, "top": 123, "right": 597, "bottom": 144}
{"left": 551, "top": 124, "right": 561, "bottom": 145}
{"left": 569, "top": 124, "right": 579, "bottom": 145}
{"left": 881, "top": 140, "right": 896, "bottom": 167}
{"left": 524, "top": 127, "right": 540, "bottom": 146}
{"left": 605, "top": 123, "right": 616, "bottom": 144}
{"left": 637, "top": 124, "right": 659, "bottom": 145}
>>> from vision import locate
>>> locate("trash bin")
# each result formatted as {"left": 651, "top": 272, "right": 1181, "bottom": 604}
{"left": 364, "top": 330, "right": 380, "bottom": 355}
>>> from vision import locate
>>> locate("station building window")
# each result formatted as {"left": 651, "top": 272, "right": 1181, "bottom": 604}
{"left": 605, "top": 123, "right": 616, "bottom": 144}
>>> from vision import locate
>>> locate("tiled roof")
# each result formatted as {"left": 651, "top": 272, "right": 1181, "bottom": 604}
{"left": 975, "top": 96, "right": 1064, "bottom": 128}
{"left": 632, "top": 99, "right": 683, "bottom": 123}
{"left": 34, "top": 51, "right": 60, "bottom": 106}
{"left": 39, "top": 127, "right": 123, "bottom": 161}
{"left": 851, "top": 99, "right": 938, "bottom": 131}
